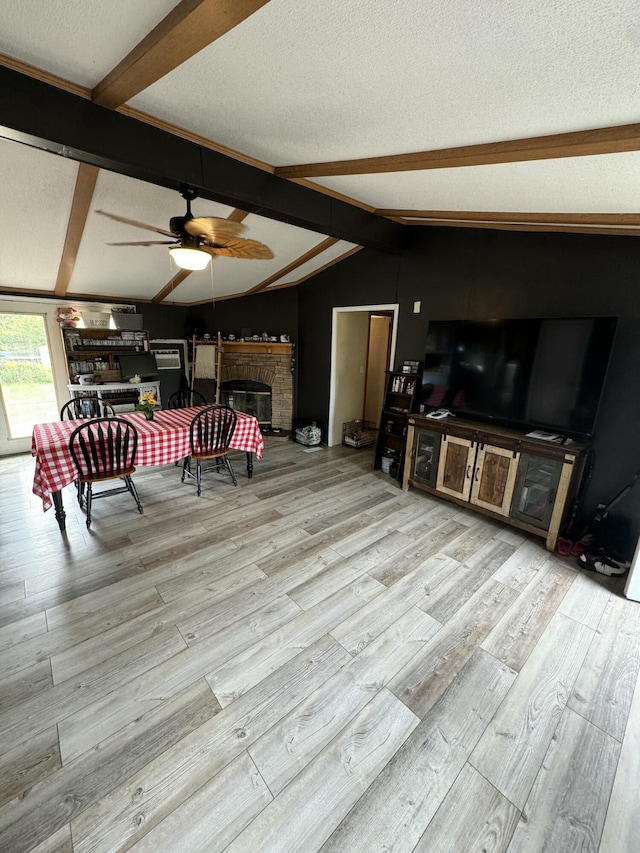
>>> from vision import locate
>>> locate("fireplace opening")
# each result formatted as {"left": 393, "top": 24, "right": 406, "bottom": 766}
{"left": 220, "top": 379, "right": 272, "bottom": 427}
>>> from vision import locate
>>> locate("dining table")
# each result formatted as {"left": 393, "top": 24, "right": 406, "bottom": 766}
{"left": 31, "top": 406, "right": 265, "bottom": 532}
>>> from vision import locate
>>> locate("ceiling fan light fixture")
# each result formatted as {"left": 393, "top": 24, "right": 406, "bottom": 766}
{"left": 169, "top": 246, "right": 211, "bottom": 271}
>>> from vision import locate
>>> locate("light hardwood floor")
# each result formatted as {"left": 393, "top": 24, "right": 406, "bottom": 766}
{"left": 0, "top": 439, "right": 638, "bottom": 853}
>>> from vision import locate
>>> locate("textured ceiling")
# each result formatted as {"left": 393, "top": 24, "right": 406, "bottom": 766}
{"left": 0, "top": 0, "right": 638, "bottom": 306}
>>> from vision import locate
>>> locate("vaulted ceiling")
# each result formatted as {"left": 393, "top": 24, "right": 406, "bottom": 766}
{"left": 0, "top": 0, "right": 639, "bottom": 306}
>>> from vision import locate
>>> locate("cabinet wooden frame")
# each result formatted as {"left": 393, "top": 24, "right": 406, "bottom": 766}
{"left": 403, "top": 416, "right": 589, "bottom": 551}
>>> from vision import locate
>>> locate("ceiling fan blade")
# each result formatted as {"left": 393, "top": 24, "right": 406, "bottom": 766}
{"left": 106, "top": 240, "right": 176, "bottom": 246}
{"left": 201, "top": 238, "right": 274, "bottom": 260}
{"left": 96, "top": 210, "right": 174, "bottom": 238}
{"left": 184, "top": 217, "right": 246, "bottom": 243}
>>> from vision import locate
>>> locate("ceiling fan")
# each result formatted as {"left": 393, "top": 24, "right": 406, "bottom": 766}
{"left": 97, "top": 184, "right": 273, "bottom": 270}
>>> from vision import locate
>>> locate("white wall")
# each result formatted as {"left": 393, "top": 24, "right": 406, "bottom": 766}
{"left": 330, "top": 312, "right": 370, "bottom": 445}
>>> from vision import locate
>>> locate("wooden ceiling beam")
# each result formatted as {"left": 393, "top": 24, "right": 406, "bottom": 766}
{"left": 92, "top": 0, "right": 271, "bottom": 109}
{"left": 275, "top": 122, "right": 640, "bottom": 179}
{"left": 246, "top": 237, "right": 340, "bottom": 294}
{"left": 410, "top": 219, "right": 640, "bottom": 237}
{"left": 376, "top": 210, "right": 640, "bottom": 226}
{"left": 53, "top": 163, "right": 99, "bottom": 296}
{"left": 152, "top": 268, "right": 193, "bottom": 303}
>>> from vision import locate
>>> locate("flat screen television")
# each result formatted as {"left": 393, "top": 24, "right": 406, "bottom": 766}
{"left": 118, "top": 352, "right": 159, "bottom": 381}
{"left": 423, "top": 317, "right": 617, "bottom": 439}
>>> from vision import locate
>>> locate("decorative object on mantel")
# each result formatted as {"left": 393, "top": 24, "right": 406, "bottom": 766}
{"left": 136, "top": 391, "right": 158, "bottom": 420}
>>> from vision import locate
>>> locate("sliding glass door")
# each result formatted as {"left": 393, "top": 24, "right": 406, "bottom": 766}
{"left": 0, "top": 312, "right": 59, "bottom": 453}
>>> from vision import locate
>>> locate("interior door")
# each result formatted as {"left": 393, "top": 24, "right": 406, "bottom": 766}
{"left": 436, "top": 435, "right": 475, "bottom": 500}
{"left": 471, "top": 443, "right": 520, "bottom": 516}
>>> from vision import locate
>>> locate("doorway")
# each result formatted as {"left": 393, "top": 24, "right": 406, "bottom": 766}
{"left": 327, "top": 304, "right": 398, "bottom": 446}
{"left": 0, "top": 310, "right": 61, "bottom": 454}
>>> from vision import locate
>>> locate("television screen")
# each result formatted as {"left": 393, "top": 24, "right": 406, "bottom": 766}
{"left": 423, "top": 317, "right": 617, "bottom": 438}
{"left": 118, "top": 352, "right": 159, "bottom": 381}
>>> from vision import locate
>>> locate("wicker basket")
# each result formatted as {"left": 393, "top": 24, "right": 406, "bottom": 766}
{"left": 343, "top": 419, "right": 376, "bottom": 448}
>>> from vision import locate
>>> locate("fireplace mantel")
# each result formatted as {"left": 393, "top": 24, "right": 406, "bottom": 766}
{"left": 222, "top": 342, "right": 293, "bottom": 355}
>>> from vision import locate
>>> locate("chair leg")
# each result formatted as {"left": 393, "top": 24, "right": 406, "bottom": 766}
{"left": 223, "top": 455, "right": 237, "bottom": 487}
{"left": 196, "top": 459, "right": 202, "bottom": 496}
{"left": 125, "top": 475, "right": 144, "bottom": 515}
{"left": 85, "top": 483, "right": 93, "bottom": 528}
{"left": 181, "top": 456, "right": 190, "bottom": 483}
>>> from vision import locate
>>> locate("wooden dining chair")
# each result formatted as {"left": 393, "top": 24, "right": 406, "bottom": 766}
{"left": 68, "top": 417, "right": 143, "bottom": 527}
{"left": 60, "top": 396, "right": 115, "bottom": 420}
{"left": 182, "top": 405, "right": 237, "bottom": 495}
{"left": 167, "top": 388, "right": 207, "bottom": 409}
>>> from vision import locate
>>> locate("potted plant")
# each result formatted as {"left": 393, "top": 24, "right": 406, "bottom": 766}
{"left": 136, "top": 391, "right": 158, "bottom": 420}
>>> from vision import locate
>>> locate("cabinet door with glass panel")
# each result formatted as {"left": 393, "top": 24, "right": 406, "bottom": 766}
{"left": 510, "top": 453, "right": 564, "bottom": 529}
{"left": 410, "top": 427, "right": 442, "bottom": 488}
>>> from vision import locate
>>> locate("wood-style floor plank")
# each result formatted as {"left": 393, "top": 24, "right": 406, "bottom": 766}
{"left": 391, "top": 578, "right": 518, "bottom": 717}
{"left": 227, "top": 689, "right": 419, "bottom": 853}
{"left": 413, "top": 763, "right": 520, "bottom": 853}
{"left": 481, "top": 555, "right": 577, "bottom": 671}
{"left": 70, "top": 637, "right": 350, "bottom": 853}
{"left": 507, "top": 707, "right": 620, "bottom": 853}
{"left": 249, "top": 607, "right": 439, "bottom": 796}
{"left": 567, "top": 590, "right": 640, "bottom": 741}
{"left": 599, "top": 667, "right": 640, "bottom": 852}
{"left": 0, "top": 679, "right": 220, "bottom": 853}
{"left": 127, "top": 751, "right": 272, "bottom": 853}
{"left": 330, "top": 552, "right": 455, "bottom": 655}
{"left": 0, "top": 628, "right": 187, "bottom": 757}
{"left": 0, "top": 444, "right": 638, "bottom": 853}
{"left": 558, "top": 568, "right": 614, "bottom": 629}
{"left": 321, "top": 649, "right": 515, "bottom": 853}
{"left": 470, "top": 611, "right": 594, "bottom": 809}
{"left": 208, "top": 575, "right": 383, "bottom": 706}
{"left": 0, "top": 726, "right": 61, "bottom": 808}
{"left": 58, "top": 595, "right": 301, "bottom": 763}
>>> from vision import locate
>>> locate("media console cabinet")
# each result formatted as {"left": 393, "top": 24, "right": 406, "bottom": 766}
{"left": 402, "top": 415, "right": 590, "bottom": 551}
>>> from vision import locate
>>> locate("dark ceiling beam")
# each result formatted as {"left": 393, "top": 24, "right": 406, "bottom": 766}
{"left": 92, "top": 0, "right": 271, "bottom": 109}
{"left": 0, "top": 66, "right": 403, "bottom": 254}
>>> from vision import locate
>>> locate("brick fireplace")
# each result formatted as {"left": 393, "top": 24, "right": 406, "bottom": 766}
{"left": 220, "top": 342, "right": 293, "bottom": 431}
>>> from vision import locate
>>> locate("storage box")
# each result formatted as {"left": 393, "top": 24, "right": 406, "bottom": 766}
{"left": 112, "top": 312, "right": 144, "bottom": 330}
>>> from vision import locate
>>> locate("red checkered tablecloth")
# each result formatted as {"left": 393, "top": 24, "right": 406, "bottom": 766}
{"left": 31, "top": 407, "right": 264, "bottom": 511}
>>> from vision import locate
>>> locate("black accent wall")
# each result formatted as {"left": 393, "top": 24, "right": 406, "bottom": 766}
{"left": 154, "top": 226, "right": 640, "bottom": 548}
{"left": 295, "top": 226, "right": 640, "bottom": 548}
